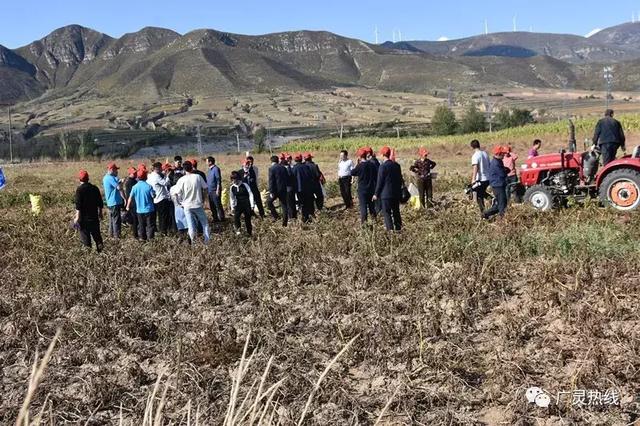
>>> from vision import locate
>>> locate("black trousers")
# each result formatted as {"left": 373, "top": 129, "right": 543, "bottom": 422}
{"left": 155, "top": 199, "right": 173, "bottom": 235}
{"left": 267, "top": 191, "right": 289, "bottom": 227}
{"left": 600, "top": 143, "right": 620, "bottom": 166}
{"left": 250, "top": 184, "right": 265, "bottom": 217}
{"left": 483, "top": 186, "right": 507, "bottom": 219}
{"left": 381, "top": 198, "right": 402, "bottom": 231}
{"left": 137, "top": 212, "right": 156, "bottom": 241}
{"left": 358, "top": 191, "right": 377, "bottom": 223}
{"left": 234, "top": 202, "right": 253, "bottom": 235}
{"left": 339, "top": 176, "right": 353, "bottom": 208}
{"left": 506, "top": 175, "right": 518, "bottom": 202}
{"left": 208, "top": 192, "right": 226, "bottom": 222}
{"left": 475, "top": 181, "right": 490, "bottom": 213}
{"left": 79, "top": 220, "right": 103, "bottom": 252}
{"left": 127, "top": 200, "right": 139, "bottom": 239}
{"left": 108, "top": 205, "right": 122, "bottom": 238}
{"left": 299, "top": 192, "right": 315, "bottom": 223}
{"left": 286, "top": 190, "right": 298, "bottom": 219}
{"left": 416, "top": 177, "right": 433, "bottom": 208}
{"left": 313, "top": 186, "right": 324, "bottom": 210}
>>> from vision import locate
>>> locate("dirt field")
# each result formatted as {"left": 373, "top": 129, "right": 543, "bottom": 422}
{"left": 1, "top": 139, "right": 640, "bottom": 425}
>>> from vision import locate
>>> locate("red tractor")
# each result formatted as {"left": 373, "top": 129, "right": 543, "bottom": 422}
{"left": 521, "top": 143, "right": 640, "bottom": 212}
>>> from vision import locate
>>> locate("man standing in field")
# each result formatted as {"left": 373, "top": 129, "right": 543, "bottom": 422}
{"left": 283, "top": 153, "right": 298, "bottom": 220}
{"left": 74, "top": 170, "right": 104, "bottom": 252}
{"left": 293, "top": 153, "right": 315, "bottom": 223}
{"left": 337, "top": 150, "right": 354, "bottom": 209}
{"left": 126, "top": 170, "right": 156, "bottom": 241}
{"left": 206, "top": 156, "right": 225, "bottom": 223}
{"left": 230, "top": 170, "right": 256, "bottom": 236}
{"left": 373, "top": 146, "right": 403, "bottom": 232}
{"left": 171, "top": 161, "right": 210, "bottom": 244}
{"left": 483, "top": 146, "right": 509, "bottom": 220}
{"left": 304, "top": 153, "right": 324, "bottom": 211}
{"left": 148, "top": 162, "right": 173, "bottom": 236}
{"left": 267, "top": 155, "right": 289, "bottom": 227}
{"left": 242, "top": 156, "right": 266, "bottom": 218}
{"left": 593, "top": 109, "right": 626, "bottom": 165}
{"left": 123, "top": 167, "right": 139, "bottom": 239}
{"left": 470, "top": 140, "right": 491, "bottom": 213}
{"left": 351, "top": 147, "right": 378, "bottom": 225}
{"left": 169, "top": 156, "right": 185, "bottom": 186}
{"left": 409, "top": 147, "right": 437, "bottom": 209}
{"left": 102, "top": 163, "right": 125, "bottom": 239}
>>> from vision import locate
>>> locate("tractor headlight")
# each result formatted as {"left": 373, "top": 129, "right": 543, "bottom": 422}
{"left": 531, "top": 162, "right": 538, "bottom": 169}
{"left": 521, "top": 164, "right": 528, "bottom": 170}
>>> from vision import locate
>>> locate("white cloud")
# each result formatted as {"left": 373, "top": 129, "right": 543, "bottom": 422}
{"left": 585, "top": 28, "right": 602, "bottom": 38}
{"left": 437, "top": 36, "right": 450, "bottom": 41}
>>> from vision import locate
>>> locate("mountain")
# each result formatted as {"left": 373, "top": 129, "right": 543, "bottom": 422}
{"left": 589, "top": 22, "right": 640, "bottom": 47}
{"left": 383, "top": 31, "right": 640, "bottom": 64}
{"left": 3, "top": 22, "right": 640, "bottom": 106}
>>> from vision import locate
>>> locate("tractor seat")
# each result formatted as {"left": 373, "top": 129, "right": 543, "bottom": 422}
{"left": 633, "top": 146, "right": 640, "bottom": 158}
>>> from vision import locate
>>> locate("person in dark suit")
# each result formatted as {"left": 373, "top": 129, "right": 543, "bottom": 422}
{"left": 293, "top": 153, "right": 315, "bottom": 223}
{"left": 242, "top": 156, "right": 266, "bottom": 218}
{"left": 592, "top": 109, "right": 626, "bottom": 165}
{"left": 304, "top": 153, "right": 324, "bottom": 211}
{"left": 373, "top": 146, "right": 403, "bottom": 231}
{"left": 351, "top": 147, "right": 378, "bottom": 224}
{"left": 282, "top": 153, "right": 298, "bottom": 220}
{"left": 267, "top": 155, "right": 290, "bottom": 227}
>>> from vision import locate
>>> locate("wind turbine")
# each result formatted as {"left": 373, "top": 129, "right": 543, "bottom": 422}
{"left": 375, "top": 26, "right": 379, "bottom": 44}
{"left": 392, "top": 30, "right": 396, "bottom": 43}
{"left": 513, "top": 15, "right": 518, "bottom": 32}
{"left": 484, "top": 19, "right": 489, "bottom": 35}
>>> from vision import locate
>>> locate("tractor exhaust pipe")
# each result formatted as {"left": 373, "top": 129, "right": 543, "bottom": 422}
{"left": 568, "top": 119, "right": 576, "bottom": 153}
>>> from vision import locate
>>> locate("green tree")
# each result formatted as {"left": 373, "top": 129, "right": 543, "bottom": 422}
{"left": 253, "top": 127, "right": 267, "bottom": 153}
{"left": 431, "top": 105, "right": 458, "bottom": 136}
{"left": 495, "top": 108, "right": 535, "bottom": 129}
{"left": 78, "top": 131, "right": 97, "bottom": 159}
{"left": 460, "top": 104, "right": 486, "bottom": 134}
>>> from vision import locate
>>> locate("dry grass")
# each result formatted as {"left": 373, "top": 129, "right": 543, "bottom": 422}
{"left": 2, "top": 148, "right": 640, "bottom": 424}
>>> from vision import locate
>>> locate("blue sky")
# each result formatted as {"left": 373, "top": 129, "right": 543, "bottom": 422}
{"left": 2, "top": 0, "right": 638, "bottom": 48}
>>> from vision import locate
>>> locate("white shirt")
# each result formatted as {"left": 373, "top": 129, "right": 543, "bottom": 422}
{"left": 147, "top": 171, "right": 171, "bottom": 203}
{"left": 172, "top": 173, "right": 207, "bottom": 210}
{"left": 471, "top": 150, "right": 490, "bottom": 182}
{"left": 338, "top": 159, "right": 354, "bottom": 177}
{"left": 229, "top": 182, "right": 255, "bottom": 210}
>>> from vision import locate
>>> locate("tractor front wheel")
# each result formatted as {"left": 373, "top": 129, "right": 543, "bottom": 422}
{"left": 599, "top": 169, "right": 640, "bottom": 211}
{"left": 524, "top": 185, "right": 555, "bottom": 211}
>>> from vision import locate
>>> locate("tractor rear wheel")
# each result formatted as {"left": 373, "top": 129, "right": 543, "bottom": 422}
{"left": 524, "top": 185, "right": 555, "bottom": 211}
{"left": 599, "top": 169, "right": 640, "bottom": 211}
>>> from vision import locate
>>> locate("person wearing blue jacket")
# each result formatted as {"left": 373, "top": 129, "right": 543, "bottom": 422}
{"left": 483, "top": 146, "right": 509, "bottom": 220}
{"left": 373, "top": 146, "right": 403, "bottom": 231}
{"left": 206, "top": 156, "right": 225, "bottom": 222}
{"left": 351, "top": 147, "right": 378, "bottom": 224}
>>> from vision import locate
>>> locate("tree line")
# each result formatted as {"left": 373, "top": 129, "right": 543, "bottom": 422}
{"left": 431, "top": 104, "right": 534, "bottom": 136}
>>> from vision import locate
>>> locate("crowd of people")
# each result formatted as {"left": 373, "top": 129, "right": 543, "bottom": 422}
{"left": 73, "top": 109, "right": 628, "bottom": 252}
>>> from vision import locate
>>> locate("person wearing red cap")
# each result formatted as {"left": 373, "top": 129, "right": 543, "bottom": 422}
{"left": 373, "top": 146, "right": 404, "bottom": 231}
{"left": 337, "top": 150, "right": 354, "bottom": 209}
{"left": 102, "top": 162, "right": 125, "bottom": 239}
{"left": 123, "top": 167, "right": 139, "bottom": 239}
{"left": 351, "top": 147, "right": 378, "bottom": 224}
{"left": 483, "top": 146, "right": 510, "bottom": 220}
{"left": 148, "top": 162, "right": 174, "bottom": 235}
{"left": 126, "top": 170, "right": 157, "bottom": 241}
{"left": 292, "top": 153, "right": 315, "bottom": 223}
{"left": 241, "top": 156, "right": 265, "bottom": 218}
{"left": 267, "top": 155, "right": 290, "bottom": 227}
{"left": 74, "top": 170, "right": 104, "bottom": 252}
{"left": 282, "top": 153, "right": 297, "bottom": 220}
{"left": 304, "top": 153, "right": 324, "bottom": 211}
{"left": 502, "top": 144, "right": 520, "bottom": 202}
{"left": 410, "top": 147, "right": 437, "bottom": 209}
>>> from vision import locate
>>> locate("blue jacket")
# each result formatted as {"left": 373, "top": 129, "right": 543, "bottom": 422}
{"left": 375, "top": 160, "right": 403, "bottom": 200}
{"left": 268, "top": 163, "right": 289, "bottom": 195}
{"left": 351, "top": 159, "right": 378, "bottom": 194}
{"left": 488, "top": 157, "right": 508, "bottom": 187}
{"left": 207, "top": 165, "right": 222, "bottom": 193}
{"left": 293, "top": 162, "right": 314, "bottom": 193}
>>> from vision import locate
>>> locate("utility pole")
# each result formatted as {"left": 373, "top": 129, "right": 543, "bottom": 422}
{"left": 447, "top": 85, "right": 453, "bottom": 108}
{"left": 8, "top": 105, "right": 13, "bottom": 163}
{"left": 236, "top": 131, "right": 240, "bottom": 154}
{"left": 604, "top": 66, "right": 614, "bottom": 109}
{"left": 196, "top": 125, "right": 203, "bottom": 156}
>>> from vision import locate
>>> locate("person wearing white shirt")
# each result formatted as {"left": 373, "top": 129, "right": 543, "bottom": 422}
{"left": 470, "top": 139, "right": 491, "bottom": 213}
{"left": 337, "top": 150, "right": 354, "bottom": 209}
{"left": 171, "top": 161, "right": 210, "bottom": 244}
{"left": 148, "top": 162, "right": 174, "bottom": 235}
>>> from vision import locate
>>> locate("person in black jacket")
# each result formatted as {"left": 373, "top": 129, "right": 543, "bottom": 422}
{"left": 293, "top": 153, "right": 315, "bottom": 223}
{"left": 593, "top": 109, "right": 626, "bottom": 165}
{"left": 483, "top": 146, "right": 509, "bottom": 220}
{"left": 267, "top": 155, "right": 289, "bottom": 227}
{"left": 304, "top": 153, "right": 324, "bottom": 211}
{"left": 282, "top": 153, "right": 298, "bottom": 220}
{"left": 74, "top": 170, "right": 104, "bottom": 252}
{"left": 230, "top": 171, "right": 256, "bottom": 236}
{"left": 409, "top": 147, "right": 437, "bottom": 208}
{"left": 242, "top": 156, "right": 266, "bottom": 218}
{"left": 351, "top": 148, "right": 378, "bottom": 224}
{"left": 123, "top": 167, "right": 139, "bottom": 239}
{"left": 373, "top": 146, "right": 403, "bottom": 231}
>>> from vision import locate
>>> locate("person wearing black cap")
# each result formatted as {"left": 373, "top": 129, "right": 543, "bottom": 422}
{"left": 267, "top": 155, "right": 290, "bottom": 227}
{"left": 373, "top": 146, "right": 403, "bottom": 231}
{"left": 593, "top": 109, "right": 626, "bottom": 165}
{"left": 293, "top": 153, "right": 315, "bottom": 223}
{"left": 74, "top": 170, "right": 104, "bottom": 252}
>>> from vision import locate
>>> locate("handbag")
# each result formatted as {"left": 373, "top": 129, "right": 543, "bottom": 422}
{"left": 400, "top": 184, "right": 411, "bottom": 204}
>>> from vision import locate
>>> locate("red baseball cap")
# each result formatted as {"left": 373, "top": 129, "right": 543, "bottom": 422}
{"left": 294, "top": 153, "right": 303, "bottom": 162}
{"left": 107, "top": 162, "right": 119, "bottom": 171}
{"left": 418, "top": 147, "right": 429, "bottom": 157}
{"left": 190, "top": 159, "right": 198, "bottom": 168}
{"left": 137, "top": 170, "right": 148, "bottom": 180}
{"left": 162, "top": 163, "right": 172, "bottom": 172}
{"left": 303, "top": 152, "right": 313, "bottom": 160}
{"left": 493, "top": 145, "right": 508, "bottom": 156}
{"left": 379, "top": 146, "right": 392, "bottom": 158}
{"left": 78, "top": 170, "right": 89, "bottom": 182}
{"left": 127, "top": 167, "right": 136, "bottom": 176}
